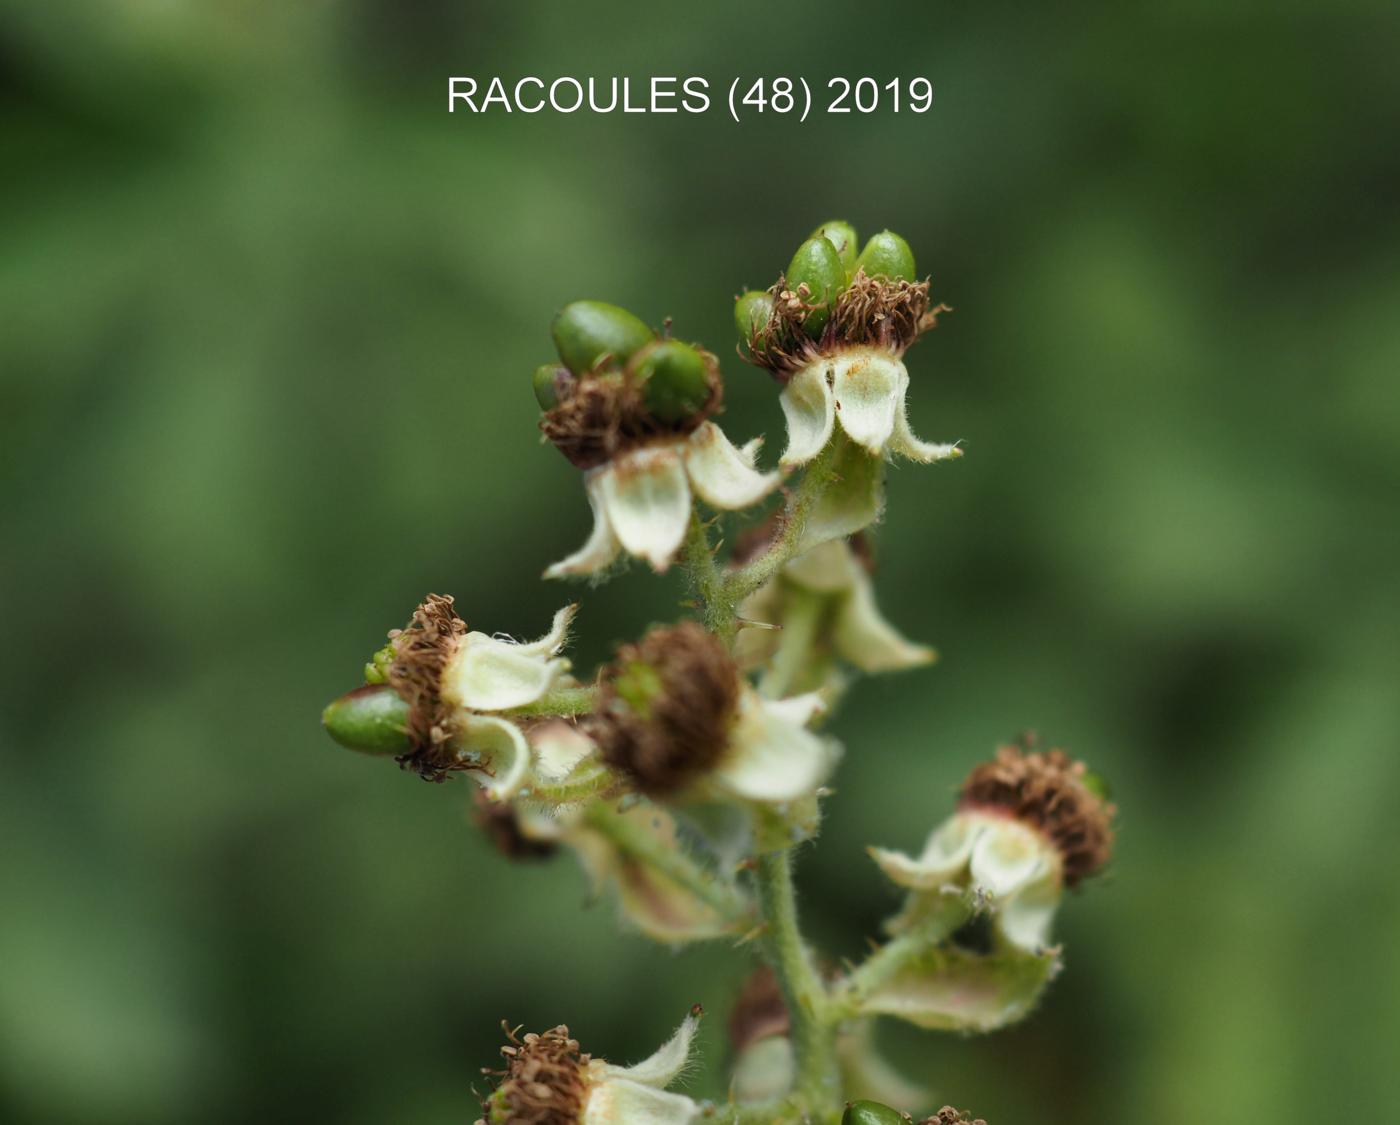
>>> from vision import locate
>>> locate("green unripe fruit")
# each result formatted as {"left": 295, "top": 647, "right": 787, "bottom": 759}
{"left": 631, "top": 339, "right": 711, "bottom": 423}
{"left": 552, "top": 300, "right": 655, "bottom": 375}
{"left": 786, "top": 236, "right": 845, "bottom": 335}
{"left": 842, "top": 1100, "right": 906, "bottom": 1125}
{"left": 734, "top": 290, "right": 775, "bottom": 341}
{"left": 811, "top": 219, "right": 859, "bottom": 276}
{"left": 854, "top": 230, "right": 917, "bottom": 282}
{"left": 533, "top": 363, "right": 568, "bottom": 410}
{"left": 322, "top": 684, "right": 411, "bottom": 756}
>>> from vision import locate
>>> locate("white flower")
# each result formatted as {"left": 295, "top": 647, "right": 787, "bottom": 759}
{"left": 779, "top": 347, "right": 961, "bottom": 469}
{"left": 870, "top": 810, "right": 1065, "bottom": 952}
{"left": 479, "top": 1010, "right": 705, "bottom": 1125}
{"left": 546, "top": 422, "right": 780, "bottom": 577}
{"left": 737, "top": 538, "right": 935, "bottom": 675}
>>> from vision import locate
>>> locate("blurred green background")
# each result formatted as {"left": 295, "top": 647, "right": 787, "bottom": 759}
{"left": 3, "top": 2, "right": 1398, "bottom": 1122}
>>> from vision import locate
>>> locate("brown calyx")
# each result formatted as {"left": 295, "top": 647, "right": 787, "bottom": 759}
{"left": 482, "top": 1023, "right": 590, "bottom": 1125}
{"left": 385, "top": 593, "right": 468, "bottom": 783}
{"left": 588, "top": 621, "right": 741, "bottom": 798}
{"left": 539, "top": 349, "right": 723, "bottom": 471}
{"left": 472, "top": 790, "right": 558, "bottom": 861}
{"left": 727, "top": 965, "right": 790, "bottom": 1055}
{"left": 742, "top": 270, "right": 949, "bottom": 382}
{"left": 959, "top": 744, "right": 1116, "bottom": 887}
{"left": 922, "top": 1107, "right": 987, "bottom": 1125}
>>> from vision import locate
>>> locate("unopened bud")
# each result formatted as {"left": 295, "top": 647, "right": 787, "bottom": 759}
{"left": 854, "top": 230, "right": 917, "bottom": 282}
{"left": 844, "top": 1100, "right": 906, "bottom": 1125}
{"left": 631, "top": 339, "right": 711, "bottom": 423}
{"left": 811, "top": 219, "right": 859, "bottom": 276}
{"left": 735, "top": 289, "right": 775, "bottom": 342}
{"left": 785, "top": 236, "right": 845, "bottom": 335}
{"left": 532, "top": 363, "right": 570, "bottom": 410}
{"left": 321, "top": 684, "right": 411, "bottom": 756}
{"left": 551, "top": 300, "right": 655, "bottom": 375}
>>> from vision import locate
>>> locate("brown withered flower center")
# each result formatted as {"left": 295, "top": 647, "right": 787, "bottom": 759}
{"left": 385, "top": 593, "right": 468, "bottom": 782}
{"left": 589, "top": 621, "right": 741, "bottom": 797}
{"left": 482, "top": 1023, "right": 590, "bottom": 1125}
{"left": 959, "top": 745, "right": 1116, "bottom": 887}
{"left": 539, "top": 353, "right": 722, "bottom": 471}
{"left": 923, "top": 1107, "right": 988, "bottom": 1125}
{"left": 742, "top": 269, "right": 949, "bottom": 382}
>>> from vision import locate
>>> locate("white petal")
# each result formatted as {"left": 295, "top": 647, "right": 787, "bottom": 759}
{"left": 889, "top": 406, "right": 962, "bottom": 464}
{"left": 834, "top": 569, "right": 936, "bottom": 672}
{"left": 545, "top": 480, "right": 622, "bottom": 579}
{"left": 762, "top": 692, "right": 827, "bottom": 728}
{"left": 869, "top": 814, "right": 981, "bottom": 890}
{"left": 514, "top": 603, "right": 578, "bottom": 657}
{"left": 732, "top": 1036, "right": 795, "bottom": 1104}
{"left": 604, "top": 1008, "right": 702, "bottom": 1087}
{"left": 441, "top": 634, "right": 564, "bottom": 712}
{"left": 584, "top": 1077, "right": 701, "bottom": 1125}
{"left": 779, "top": 364, "right": 835, "bottom": 467}
{"left": 714, "top": 691, "right": 835, "bottom": 803}
{"left": 830, "top": 348, "right": 906, "bottom": 455}
{"left": 997, "top": 869, "right": 1062, "bottom": 952}
{"left": 596, "top": 447, "right": 691, "bottom": 572}
{"left": 529, "top": 720, "right": 596, "bottom": 781}
{"left": 683, "top": 422, "right": 780, "bottom": 510}
{"left": 456, "top": 714, "right": 530, "bottom": 800}
{"left": 968, "top": 818, "right": 1050, "bottom": 898}
{"left": 796, "top": 439, "right": 884, "bottom": 554}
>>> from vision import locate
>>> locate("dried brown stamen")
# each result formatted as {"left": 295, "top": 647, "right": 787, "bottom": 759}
{"left": 959, "top": 744, "right": 1116, "bottom": 887}
{"left": 539, "top": 350, "right": 723, "bottom": 471}
{"left": 588, "top": 621, "right": 741, "bottom": 797}
{"left": 481, "top": 1023, "right": 590, "bottom": 1125}
{"left": 923, "top": 1107, "right": 988, "bottom": 1125}
{"left": 742, "top": 270, "right": 948, "bottom": 382}
{"left": 385, "top": 593, "right": 468, "bottom": 782}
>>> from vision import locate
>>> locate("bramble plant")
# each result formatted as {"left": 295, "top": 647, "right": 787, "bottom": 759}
{"left": 322, "top": 222, "right": 1117, "bottom": 1124}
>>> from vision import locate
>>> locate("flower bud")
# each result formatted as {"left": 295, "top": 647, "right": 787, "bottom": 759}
{"left": 551, "top": 300, "right": 655, "bottom": 375}
{"left": 854, "top": 230, "right": 917, "bottom": 282}
{"left": 734, "top": 289, "right": 775, "bottom": 342}
{"left": 844, "top": 1101, "right": 906, "bottom": 1125}
{"left": 812, "top": 219, "right": 859, "bottom": 275}
{"left": 630, "top": 339, "right": 711, "bottom": 423}
{"left": 532, "top": 363, "right": 570, "bottom": 411}
{"left": 785, "top": 236, "right": 845, "bottom": 335}
{"left": 321, "top": 684, "right": 411, "bottom": 756}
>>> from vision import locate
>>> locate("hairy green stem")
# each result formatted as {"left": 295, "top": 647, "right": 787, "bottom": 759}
{"left": 508, "top": 685, "right": 596, "bottom": 718}
{"left": 752, "top": 849, "right": 840, "bottom": 1116}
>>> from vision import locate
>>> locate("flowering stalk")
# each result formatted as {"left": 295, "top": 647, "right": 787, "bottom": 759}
{"left": 317, "top": 222, "right": 1119, "bottom": 1124}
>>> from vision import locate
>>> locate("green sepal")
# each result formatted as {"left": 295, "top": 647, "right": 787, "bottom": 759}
{"left": 322, "top": 684, "right": 411, "bottom": 756}
{"left": 854, "top": 230, "right": 916, "bottom": 282}
{"left": 842, "top": 1100, "right": 906, "bottom": 1125}
{"left": 811, "top": 219, "right": 859, "bottom": 276}
{"left": 551, "top": 300, "right": 655, "bottom": 375}
{"left": 631, "top": 339, "right": 711, "bottom": 423}
{"left": 785, "top": 236, "right": 845, "bottom": 335}
{"left": 734, "top": 289, "right": 775, "bottom": 342}
{"left": 532, "top": 363, "right": 569, "bottom": 410}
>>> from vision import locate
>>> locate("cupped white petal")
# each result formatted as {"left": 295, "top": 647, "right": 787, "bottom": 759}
{"left": 968, "top": 817, "right": 1050, "bottom": 898}
{"left": 796, "top": 438, "right": 884, "bottom": 554}
{"left": 830, "top": 348, "right": 906, "bottom": 455}
{"left": 545, "top": 479, "right": 623, "bottom": 579}
{"left": 601, "top": 1008, "right": 702, "bottom": 1087}
{"left": 596, "top": 447, "right": 692, "bottom": 572}
{"left": 997, "top": 869, "right": 1062, "bottom": 952}
{"left": 514, "top": 603, "right": 578, "bottom": 657}
{"left": 713, "top": 691, "right": 836, "bottom": 803}
{"left": 455, "top": 714, "right": 530, "bottom": 800}
{"left": 834, "top": 569, "right": 936, "bottom": 672}
{"left": 779, "top": 363, "right": 836, "bottom": 467}
{"left": 889, "top": 407, "right": 962, "bottom": 464}
{"left": 683, "top": 422, "right": 780, "bottom": 510}
{"left": 442, "top": 633, "right": 565, "bottom": 712}
{"left": 869, "top": 814, "right": 982, "bottom": 891}
{"left": 583, "top": 1077, "right": 701, "bottom": 1125}
{"left": 529, "top": 720, "right": 597, "bottom": 782}
{"left": 761, "top": 691, "right": 827, "bottom": 728}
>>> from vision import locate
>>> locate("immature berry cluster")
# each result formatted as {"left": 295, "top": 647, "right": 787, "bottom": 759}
{"left": 320, "top": 223, "right": 1117, "bottom": 1124}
